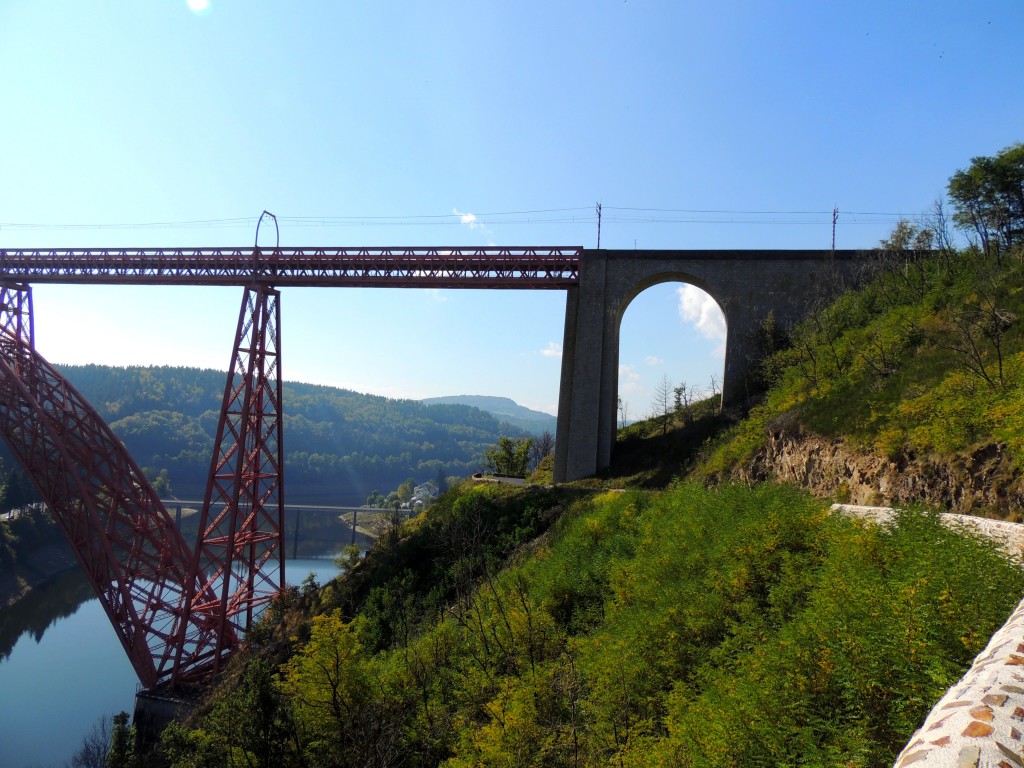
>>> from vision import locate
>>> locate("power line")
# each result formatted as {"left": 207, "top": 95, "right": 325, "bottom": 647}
{"left": 603, "top": 206, "right": 921, "bottom": 216}
{"left": 0, "top": 206, "right": 920, "bottom": 233}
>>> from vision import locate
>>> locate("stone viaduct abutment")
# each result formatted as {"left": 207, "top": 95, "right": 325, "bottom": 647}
{"left": 553, "top": 249, "right": 867, "bottom": 483}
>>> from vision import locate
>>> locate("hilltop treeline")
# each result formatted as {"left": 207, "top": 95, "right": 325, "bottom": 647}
{"left": 47, "top": 365, "right": 527, "bottom": 505}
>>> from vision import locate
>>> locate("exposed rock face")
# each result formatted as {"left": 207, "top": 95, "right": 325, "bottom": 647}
{"left": 738, "top": 427, "right": 1024, "bottom": 519}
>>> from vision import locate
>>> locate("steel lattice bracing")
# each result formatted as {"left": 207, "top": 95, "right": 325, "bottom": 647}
{"left": 176, "top": 284, "right": 285, "bottom": 679}
{"left": 0, "top": 282, "right": 228, "bottom": 688}
{"left": 0, "top": 246, "right": 581, "bottom": 287}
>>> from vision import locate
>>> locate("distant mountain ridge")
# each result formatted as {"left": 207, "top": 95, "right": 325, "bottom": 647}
{"left": 421, "top": 395, "right": 556, "bottom": 436}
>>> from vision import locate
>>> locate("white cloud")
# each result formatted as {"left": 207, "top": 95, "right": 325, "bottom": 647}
{"left": 541, "top": 341, "right": 562, "bottom": 358}
{"left": 644, "top": 355, "right": 663, "bottom": 366}
{"left": 454, "top": 207, "right": 484, "bottom": 231}
{"left": 677, "top": 285, "right": 726, "bottom": 356}
{"left": 424, "top": 288, "right": 447, "bottom": 302}
{"left": 453, "top": 207, "right": 496, "bottom": 240}
{"left": 618, "top": 364, "right": 642, "bottom": 393}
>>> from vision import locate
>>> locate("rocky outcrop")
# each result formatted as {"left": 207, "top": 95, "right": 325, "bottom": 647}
{"left": 738, "top": 426, "right": 1024, "bottom": 519}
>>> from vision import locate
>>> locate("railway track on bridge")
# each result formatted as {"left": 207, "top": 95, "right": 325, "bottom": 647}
{"left": 0, "top": 246, "right": 582, "bottom": 288}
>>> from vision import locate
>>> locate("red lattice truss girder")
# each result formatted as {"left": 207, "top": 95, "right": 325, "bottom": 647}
{"left": 0, "top": 246, "right": 581, "bottom": 288}
{"left": 0, "top": 246, "right": 574, "bottom": 689}
{"left": 0, "top": 282, "right": 229, "bottom": 688}
{"left": 175, "top": 284, "right": 285, "bottom": 680}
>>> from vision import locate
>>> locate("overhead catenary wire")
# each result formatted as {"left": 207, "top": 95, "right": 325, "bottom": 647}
{"left": 0, "top": 206, "right": 923, "bottom": 233}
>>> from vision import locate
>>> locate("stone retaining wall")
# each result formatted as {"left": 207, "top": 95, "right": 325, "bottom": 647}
{"left": 832, "top": 504, "right": 1024, "bottom": 562}
{"left": 830, "top": 505, "right": 1024, "bottom": 767}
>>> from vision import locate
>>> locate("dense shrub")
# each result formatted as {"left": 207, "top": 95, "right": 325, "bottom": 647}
{"left": 165, "top": 482, "right": 1024, "bottom": 767}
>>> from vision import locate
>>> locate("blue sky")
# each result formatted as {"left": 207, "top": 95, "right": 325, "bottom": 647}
{"left": 1, "top": 1, "right": 1021, "bottom": 417}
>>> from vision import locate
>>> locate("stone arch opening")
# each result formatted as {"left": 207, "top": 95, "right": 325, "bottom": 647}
{"left": 615, "top": 275, "right": 728, "bottom": 427}
{"left": 552, "top": 249, "right": 865, "bottom": 483}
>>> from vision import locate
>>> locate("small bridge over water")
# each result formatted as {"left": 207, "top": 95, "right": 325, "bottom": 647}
{"left": 0, "top": 245, "right": 867, "bottom": 689}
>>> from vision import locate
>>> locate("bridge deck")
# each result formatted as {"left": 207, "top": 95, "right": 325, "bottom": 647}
{"left": 0, "top": 247, "right": 582, "bottom": 288}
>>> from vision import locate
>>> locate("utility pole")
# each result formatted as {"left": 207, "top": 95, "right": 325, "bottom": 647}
{"left": 831, "top": 207, "right": 838, "bottom": 251}
{"left": 596, "top": 202, "right": 602, "bottom": 249}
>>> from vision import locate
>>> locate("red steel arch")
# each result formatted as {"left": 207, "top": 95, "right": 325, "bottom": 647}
{"left": 0, "top": 282, "right": 232, "bottom": 687}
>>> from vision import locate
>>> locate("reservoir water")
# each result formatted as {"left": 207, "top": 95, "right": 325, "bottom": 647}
{"left": 0, "top": 557, "right": 341, "bottom": 768}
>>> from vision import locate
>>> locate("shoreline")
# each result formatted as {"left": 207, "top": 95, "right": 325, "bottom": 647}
{"left": 0, "top": 539, "right": 79, "bottom": 609}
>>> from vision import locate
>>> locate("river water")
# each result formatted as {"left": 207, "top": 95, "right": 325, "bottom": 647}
{"left": 0, "top": 557, "right": 341, "bottom": 768}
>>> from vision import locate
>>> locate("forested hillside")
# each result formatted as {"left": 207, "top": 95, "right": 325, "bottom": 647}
{"left": 49, "top": 365, "right": 529, "bottom": 504}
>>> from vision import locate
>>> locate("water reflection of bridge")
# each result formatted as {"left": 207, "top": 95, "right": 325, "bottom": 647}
{"left": 167, "top": 501, "right": 394, "bottom": 558}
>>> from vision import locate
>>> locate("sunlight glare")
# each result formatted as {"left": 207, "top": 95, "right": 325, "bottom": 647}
{"left": 186, "top": 0, "right": 211, "bottom": 15}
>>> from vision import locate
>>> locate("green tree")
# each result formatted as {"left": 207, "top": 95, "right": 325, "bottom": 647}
{"left": 434, "top": 465, "right": 448, "bottom": 495}
{"left": 879, "top": 218, "right": 933, "bottom": 251}
{"left": 948, "top": 142, "right": 1024, "bottom": 259}
{"left": 279, "top": 610, "right": 402, "bottom": 766}
{"left": 482, "top": 436, "right": 533, "bottom": 477}
{"left": 335, "top": 543, "right": 363, "bottom": 573}
{"left": 397, "top": 477, "right": 415, "bottom": 503}
{"left": 159, "top": 722, "right": 223, "bottom": 768}
{"left": 196, "top": 658, "right": 297, "bottom": 767}
{"left": 148, "top": 469, "right": 173, "bottom": 499}
{"left": 107, "top": 711, "right": 137, "bottom": 768}
{"left": 528, "top": 430, "right": 555, "bottom": 470}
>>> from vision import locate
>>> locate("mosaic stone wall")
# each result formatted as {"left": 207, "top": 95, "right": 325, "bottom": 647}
{"left": 830, "top": 505, "right": 1024, "bottom": 767}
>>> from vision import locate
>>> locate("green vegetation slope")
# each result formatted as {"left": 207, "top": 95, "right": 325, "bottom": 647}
{"left": 698, "top": 143, "right": 1024, "bottom": 514}
{"left": 159, "top": 482, "right": 1024, "bottom": 767}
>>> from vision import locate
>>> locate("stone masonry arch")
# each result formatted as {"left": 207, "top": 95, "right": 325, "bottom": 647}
{"left": 553, "top": 249, "right": 865, "bottom": 482}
